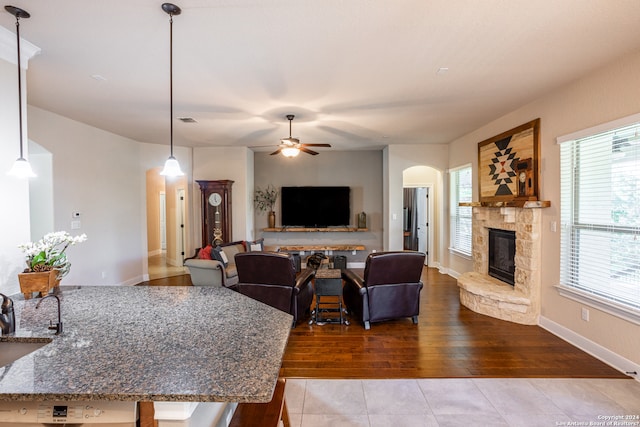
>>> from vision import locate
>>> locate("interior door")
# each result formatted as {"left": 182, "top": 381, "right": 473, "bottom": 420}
{"left": 177, "top": 188, "right": 186, "bottom": 265}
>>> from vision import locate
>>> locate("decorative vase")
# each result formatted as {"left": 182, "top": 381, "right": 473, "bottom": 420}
{"left": 268, "top": 211, "right": 276, "bottom": 228}
{"left": 18, "top": 269, "right": 60, "bottom": 300}
{"left": 358, "top": 212, "right": 367, "bottom": 229}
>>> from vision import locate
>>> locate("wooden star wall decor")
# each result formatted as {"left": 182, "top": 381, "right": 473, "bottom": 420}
{"left": 477, "top": 119, "right": 540, "bottom": 203}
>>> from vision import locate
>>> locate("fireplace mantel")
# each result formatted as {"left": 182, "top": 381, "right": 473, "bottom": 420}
{"left": 460, "top": 200, "right": 550, "bottom": 209}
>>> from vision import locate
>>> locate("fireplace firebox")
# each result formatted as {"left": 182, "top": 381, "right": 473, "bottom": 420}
{"left": 488, "top": 228, "right": 516, "bottom": 285}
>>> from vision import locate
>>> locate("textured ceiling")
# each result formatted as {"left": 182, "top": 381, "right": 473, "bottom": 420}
{"left": 3, "top": 0, "right": 640, "bottom": 153}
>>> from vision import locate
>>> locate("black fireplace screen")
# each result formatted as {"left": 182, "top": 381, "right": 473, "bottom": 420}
{"left": 488, "top": 228, "right": 516, "bottom": 285}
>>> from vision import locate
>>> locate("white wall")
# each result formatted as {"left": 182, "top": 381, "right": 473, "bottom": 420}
{"left": 386, "top": 144, "right": 448, "bottom": 266}
{"left": 0, "top": 58, "right": 31, "bottom": 296}
{"left": 29, "top": 142, "right": 54, "bottom": 240}
{"left": 27, "top": 106, "right": 146, "bottom": 286}
{"left": 447, "top": 50, "right": 640, "bottom": 369}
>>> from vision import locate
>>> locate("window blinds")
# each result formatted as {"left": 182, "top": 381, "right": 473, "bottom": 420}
{"left": 450, "top": 166, "right": 473, "bottom": 255}
{"left": 559, "top": 122, "right": 640, "bottom": 310}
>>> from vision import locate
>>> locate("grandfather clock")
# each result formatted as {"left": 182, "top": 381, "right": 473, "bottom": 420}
{"left": 196, "top": 180, "right": 233, "bottom": 247}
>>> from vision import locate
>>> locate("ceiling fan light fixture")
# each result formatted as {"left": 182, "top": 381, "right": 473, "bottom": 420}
{"left": 5, "top": 5, "right": 36, "bottom": 179}
{"left": 281, "top": 147, "right": 300, "bottom": 158}
{"left": 159, "top": 3, "right": 184, "bottom": 177}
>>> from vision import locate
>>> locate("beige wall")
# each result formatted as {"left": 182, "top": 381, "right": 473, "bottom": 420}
{"left": 385, "top": 144, "right": 449, "bottom": 266}
{"left": 448, "top": 50, "right": 640, "bottom": 369}
{"left": 146, "top": 168, "right": 164, "bottom": 255}
{"left": 25, "top": 110, "right": 194, "bottom": 285}
{"left": 253, "top": 150, "right": 384, "bottom": 263}
{"left": 27, "top": 106, "right": 146, "bottom": 286}
{"left": 192, "top": 146, "right": 254, "bottom": 246}
{"left": 403, "top": 166, "right": 442, "bottom": 266}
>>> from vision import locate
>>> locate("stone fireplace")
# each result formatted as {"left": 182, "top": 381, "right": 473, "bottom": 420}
{"left": 457, "top": 204, "right": 545, "bottom": 325}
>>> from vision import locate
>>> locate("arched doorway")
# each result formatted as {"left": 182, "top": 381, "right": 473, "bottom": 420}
{"left": 403, "top": 165, "right": 440, "bottom": 267}
{"left": 145, "top": 167, "right": 188, "bottom": 280}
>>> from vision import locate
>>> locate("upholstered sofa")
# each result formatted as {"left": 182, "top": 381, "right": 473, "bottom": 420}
{"left": 184, "top": 240, "right": 262, "bottom": 287}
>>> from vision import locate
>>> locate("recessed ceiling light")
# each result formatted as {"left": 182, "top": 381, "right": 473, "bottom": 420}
{"left": 90, "top": 74, "right": 107, "bottom": 82}
{"left": 436, "top": 67, "right": 449, "bottom": 75}
{"left": 177, "top": 117, "right": 197, "bottom": 123}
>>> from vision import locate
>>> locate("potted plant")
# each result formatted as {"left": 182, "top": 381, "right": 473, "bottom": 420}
{"left": 254, "top": 185, "right": 279, "bottom": 228}
{"left": 18, "top": 231, "right": 87, "bottom": 299}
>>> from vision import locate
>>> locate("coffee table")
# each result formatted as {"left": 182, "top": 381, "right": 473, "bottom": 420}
{"left": 310, "top": 268, "right": 349, "bottom": 325}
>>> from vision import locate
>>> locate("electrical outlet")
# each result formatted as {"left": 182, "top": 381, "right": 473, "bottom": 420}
{"left": 581, "top": 307, "right": 590, "bottom": 321}
{"left": 71, "top": 220, "right": 81, "bottom": 230}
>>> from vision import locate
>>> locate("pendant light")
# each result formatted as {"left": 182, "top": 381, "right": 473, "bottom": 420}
{"left": 159, "top": 3, "right": 184, "bottom": 177}
{"left": 5, "top": 5, "right": 36, "bottom": 178}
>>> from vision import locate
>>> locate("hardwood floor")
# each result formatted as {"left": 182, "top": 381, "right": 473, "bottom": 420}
{"left": 140, "top": 268, "right": 627, "bottom": 380}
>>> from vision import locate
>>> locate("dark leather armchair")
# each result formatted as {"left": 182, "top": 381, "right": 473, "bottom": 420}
{"left": 233, "top": 252, "right": 315, "bottom": 327}
{"left": 342, "top": 251, "right": 425, "bottom": 330}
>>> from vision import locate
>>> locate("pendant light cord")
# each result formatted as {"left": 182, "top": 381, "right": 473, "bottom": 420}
{"left": 169, "top": 13, "right": 174, "bottom": 158}
{"left": 15, "top": 14, "right": 24, "bottom": 159}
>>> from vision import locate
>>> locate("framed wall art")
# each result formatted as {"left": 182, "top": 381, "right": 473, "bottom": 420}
{"left": 477, "top": 118, "right": 540, "bottom": 203}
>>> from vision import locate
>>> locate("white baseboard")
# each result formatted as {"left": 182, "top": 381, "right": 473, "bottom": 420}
{"left": 120, "top": 275, "right": 146, "bottom": 286}
{"left": 441, "top": 266, "right": 455, "bottom": 277}
{"left": 539, "top": 316, "right": 639, "bottom": 382}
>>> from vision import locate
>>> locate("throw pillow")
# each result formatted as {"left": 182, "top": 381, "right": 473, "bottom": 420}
{"left": 212, "top": 246, "right": 229, "bottom": 267}
{"left": 247, "top": 238, "right": 264, "bottom": 252}
{"left": 198, "top": 245, "right": 213, "bottom": 259}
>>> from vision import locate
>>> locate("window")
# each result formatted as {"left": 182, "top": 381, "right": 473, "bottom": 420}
{"left": 450, "top": 165, "right": 472, "bottom": 256}
{"left": 558, "top": 115, "right": 640, "bottom": 320}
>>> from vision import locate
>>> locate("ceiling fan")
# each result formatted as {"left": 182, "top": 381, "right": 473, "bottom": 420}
{"left": 271, "top": 115, "right": 331, "bottom": 157}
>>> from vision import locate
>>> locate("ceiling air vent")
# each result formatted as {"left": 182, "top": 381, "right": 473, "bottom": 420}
{"left": 177, "top": 117, "right": 197, "bottom": 123}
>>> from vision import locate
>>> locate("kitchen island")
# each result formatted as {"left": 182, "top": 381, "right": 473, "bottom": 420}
{"left": 0, "top": 285, "right": 293, "bottom": 423}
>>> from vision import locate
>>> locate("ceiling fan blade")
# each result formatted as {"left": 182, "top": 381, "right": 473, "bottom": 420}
{"left": 301, "top": 143, "right": 332, "bottom": 148}
{"left": 270, "top": 148, "right": 282, "bottom": 155}
{"left": 300, "top": 147, "right": 319, "bottom": 155}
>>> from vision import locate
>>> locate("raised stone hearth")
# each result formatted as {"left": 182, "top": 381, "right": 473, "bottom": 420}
{"left": 458, "top": 206, "right": 543, "bottom": 325}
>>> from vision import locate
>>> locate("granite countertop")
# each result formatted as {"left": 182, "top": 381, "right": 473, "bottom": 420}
{"left": 0, "top": 286, "right": 292, "bottom": 403}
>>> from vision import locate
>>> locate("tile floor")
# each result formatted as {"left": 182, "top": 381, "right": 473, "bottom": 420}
{"left": 284, "top": 378, "right": 640, "bottom": 427}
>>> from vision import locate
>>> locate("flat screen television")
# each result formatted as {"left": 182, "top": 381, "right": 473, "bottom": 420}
{"left": 281, "top": 186, "right": 350, "bottom": 227}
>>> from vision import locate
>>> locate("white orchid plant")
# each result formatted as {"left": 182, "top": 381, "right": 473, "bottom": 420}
{"left": 19, "top": 231, "right": 88, "bottom": 279}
